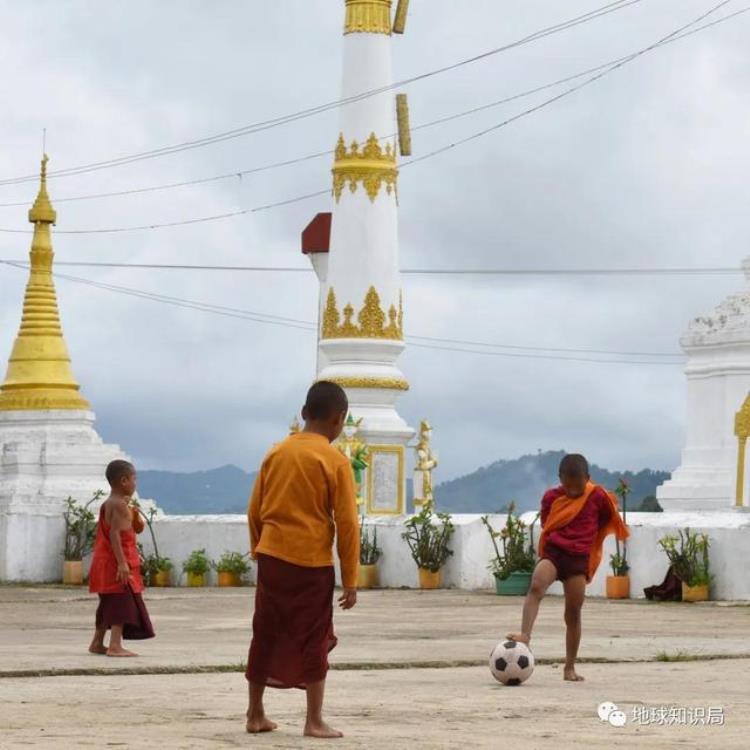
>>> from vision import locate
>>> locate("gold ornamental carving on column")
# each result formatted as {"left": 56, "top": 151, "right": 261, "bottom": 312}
{"left": 326, "top": 376, "right": 410, "bottom": 391}
{"left": 322, "top": 286, "right": 403, "bottom": 340}
{"left": 344, "top": 0, "right": 392, "bottom": 35}
{"left": 332, "top": 133, "right": 398, "bottom": 203}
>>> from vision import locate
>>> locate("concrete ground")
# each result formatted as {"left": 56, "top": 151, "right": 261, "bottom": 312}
{"left": 0, "top": 586, "right": 748, "bottom": 748}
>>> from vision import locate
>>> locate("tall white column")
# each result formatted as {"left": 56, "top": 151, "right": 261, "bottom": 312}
{"left": 316, "top": 1, "right": 414, "bottom": 514}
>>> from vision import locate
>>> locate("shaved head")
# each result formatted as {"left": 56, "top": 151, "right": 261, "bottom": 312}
{"left": 559, "top": 453, "right": 589, "bottom": 478}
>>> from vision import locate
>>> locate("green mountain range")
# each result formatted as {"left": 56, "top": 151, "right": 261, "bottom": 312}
{"left": 138, "top": 450, "right": 668, "bottom": 515}
{"left": 433, "top": 450, "right": 668, "bottom": 513}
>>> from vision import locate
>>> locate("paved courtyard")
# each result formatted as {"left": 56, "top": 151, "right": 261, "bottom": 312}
{"left": 0, "top": 586, "right": 748, "bottom": 748}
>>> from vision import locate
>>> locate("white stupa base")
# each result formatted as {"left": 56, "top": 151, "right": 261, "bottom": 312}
{"left": 657, "top": 465, "right": 737, "bottom": 511}
{"left": 318, "top": 339, "right": 414, "bottom": 515}
{"left": 0, "top": 409, "right": 128, "bottom": 581}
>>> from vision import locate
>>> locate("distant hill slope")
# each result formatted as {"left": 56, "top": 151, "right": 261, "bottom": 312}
{"left": 434, "top": 450, "right": 668, "bottom": 514}
{"left": 139, "top": 451, "right": 668, "bottom": 515}
{"left": 138, "top": 465, "right": 255, "bottom": 514}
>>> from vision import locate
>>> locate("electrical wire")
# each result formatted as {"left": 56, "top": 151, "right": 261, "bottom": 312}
{"left": 0, "top": 259, "right": 686, "bottom": 363}
{"left": 0, "top": 0, "right": 643, "bottom": 186}
{"left": 0, "top": 2, "right": 742, "bottom": 235}
{"left": 0, "top": 4, "right": 731, "bottom": 210}
{"left": 0, "top": 259, "right": 743, "bottom": 277}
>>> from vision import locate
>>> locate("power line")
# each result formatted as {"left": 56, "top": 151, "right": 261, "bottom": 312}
{"left": 0, "top": 189, "right": 330, "bottom": 234}
{"left": 0, "top": 260, "right": 685, "bottom": 363}
{"left": 0, "top": 3, "right": 742, "bottom": 235}
{"left": 0, "top": 3, "right": 719, "bottom": 211}
{"left": 402, "top": 1, "right": 740, "bottom": 169}
{"left": 0, "top": 259, "right": 744, "bottom": 277}
{"left": 0, "top": 1, "right": 642, "bottom": 187}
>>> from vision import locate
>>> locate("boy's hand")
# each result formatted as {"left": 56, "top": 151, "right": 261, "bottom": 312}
{"left": 116, "top": 563, "right": 131, "bottom": 585}
{"left": 338, "top": 588, "right": 357, "bottom": 610}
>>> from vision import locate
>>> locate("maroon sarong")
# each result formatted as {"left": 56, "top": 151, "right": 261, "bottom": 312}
{"left": 96, "top": 586, "right": 155, "bottom": 640}
{"left": 246, "top": 554, "right": 337, "bottom": 689}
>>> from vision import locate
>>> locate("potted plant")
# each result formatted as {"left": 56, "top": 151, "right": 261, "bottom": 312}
{"left": 482, "top": 504, "right": 537, "bottom": 596}
{"left": 358, "top": 523, "right": 382, "bottom": 589}
{"left": 402, "top": 505, "right": 454, "bottom": 589}
{"left": 62, "top": 491, "right": 102, "bottom": 585}
{"left": 138, "top": 505, "right": 172, "bottom": 586}
{"left": 658, "top": 528, "right": 711, "bottom": 602}
{"left": 152, "top": 557, "right": 173, "bottom": 587}
{"left": 607, "top": 479, "right": 631, "bottom": 599}
{"left": 214, "top": 551, "right": 250, "bottom": 587}
{"left": 182, "top": 548, "right": 211, "bottom": 587}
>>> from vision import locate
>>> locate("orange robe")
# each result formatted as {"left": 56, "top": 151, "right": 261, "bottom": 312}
{"left": 539, "top": 481, "right": 629, "bottom": 582}
{"left": 248, "top": 431, "right": 360, "bottom": 588}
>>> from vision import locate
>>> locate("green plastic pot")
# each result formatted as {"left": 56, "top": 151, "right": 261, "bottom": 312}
{"left": 495, "top": 571, "right": 532, "bottom": 596}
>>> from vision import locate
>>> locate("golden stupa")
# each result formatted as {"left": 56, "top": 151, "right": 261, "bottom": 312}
{"left": 0, "top": 155, "right": 89, "bottom": 411}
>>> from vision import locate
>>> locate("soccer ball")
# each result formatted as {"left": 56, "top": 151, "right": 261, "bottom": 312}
{"left": 489, "top": 639, "right": 534, "bottom": 685}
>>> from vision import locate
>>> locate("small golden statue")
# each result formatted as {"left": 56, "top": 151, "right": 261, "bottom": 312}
{"left": 414, "top": 419, "right": 438, "bottom": 510}
{"left": 289, "top": 416, "right": 301, "bottom": 435}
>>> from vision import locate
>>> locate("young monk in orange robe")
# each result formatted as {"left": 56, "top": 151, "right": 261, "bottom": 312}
{"left": 88, "top": 460, "right": 154, "bottom": 657}
{"left": 508, "top": 454, "right": 628, "bottom": 681}
{"left": 246, "top": 381, "right": 359, "bottom": 739}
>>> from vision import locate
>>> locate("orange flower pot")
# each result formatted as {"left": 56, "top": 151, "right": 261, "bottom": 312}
{"left": 62, "top": 560, "right": 83, "bottom": 586}
{"left": 418, "top": 568, "right": 441, "bottom": 590}
{"left": 606, "top": 575, "right": 630, "bottom": 599}
{"left": 218, "top": 571, "right": 241, "bottom": 587}
{"left": 681, "top": 582, "right": 709, "bottom": 602}
{"left": 357, "top": 564, "right": 380, "bottom": 589}
{"left": 152, "top": 570, "right": 172, "bottom": 587}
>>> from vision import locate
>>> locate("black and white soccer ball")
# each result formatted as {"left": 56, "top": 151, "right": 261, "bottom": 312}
{"left": 489, "top": 639, "right": 535, "bottom": 685}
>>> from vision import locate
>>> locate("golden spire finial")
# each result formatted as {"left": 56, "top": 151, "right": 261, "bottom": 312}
{"left": 28, "top": 153, "right": 56, "bottom": 225}
{"left": 0, "top": 154, "right": 89, "bottom": 412}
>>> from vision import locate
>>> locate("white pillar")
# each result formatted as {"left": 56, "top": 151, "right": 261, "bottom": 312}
{"left": 317, "top": 1, "right": 414, "bottom": 514}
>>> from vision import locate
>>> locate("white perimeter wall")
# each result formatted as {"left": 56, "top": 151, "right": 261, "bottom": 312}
{"left": 134, "top": 511, "right": 750, "bottom": 601}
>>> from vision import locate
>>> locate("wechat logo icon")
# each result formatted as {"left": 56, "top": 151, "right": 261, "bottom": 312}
{"left": 598, "top": 701, "right": 627, "bottom": 727}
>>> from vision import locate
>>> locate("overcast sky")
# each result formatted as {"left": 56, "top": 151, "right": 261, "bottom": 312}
{"left": 0, "top": 0, "right": 747, "bottom": 482}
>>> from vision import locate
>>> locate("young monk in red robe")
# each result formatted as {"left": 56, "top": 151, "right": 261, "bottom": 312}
{"left": 88, "top": 459, "right": 155, "bottom": 657}
{"left": 507, "top": 454, "right": 628, "bottom": 681}
{"left": 246, "top": 381, "right": 359, "bottom": 739}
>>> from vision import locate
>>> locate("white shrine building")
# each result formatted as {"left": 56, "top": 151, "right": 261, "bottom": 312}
{"left": 658, "top": 258, "right": 750, "bottom": 511}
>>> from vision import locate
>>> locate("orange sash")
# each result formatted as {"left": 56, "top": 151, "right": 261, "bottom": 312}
{"left": 539, "top": 481, "right": 629, "bottom": 582}
{"left": 131, "top": 506, "right": 145, "bottom": 534}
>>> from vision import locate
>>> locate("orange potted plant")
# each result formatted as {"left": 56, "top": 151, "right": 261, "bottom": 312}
{"left": 61, "top": 492, "right": 102, "bottom": 585}
{"left": 658, "top": 529, "right": 711, "bottom": 602}
{"left": 606, "top": 479, "right": 630, "bottom": 599}
{"left": 402, "top": 505, "right": 454, "bottom": 589}
{"left": 214, "top": 551, "right": 250, "bottom": 587}
{"left": 358, "top": 523, "right": 382, "bottom": 589}
{"left": 182, "top": 548, "right": 210, "bottom": 587}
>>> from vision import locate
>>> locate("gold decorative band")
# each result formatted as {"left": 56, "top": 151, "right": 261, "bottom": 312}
{"left": 326, "top": 376, "right": 410, "bottom": 391}
{"left": 345, "top": 0, "right": 392, "bottom": 35}
{"left": 322, "top": 286, "right": 403, "bottom": 340}
{"left": 332, "top": 133, "right": 397, "bottom": 203}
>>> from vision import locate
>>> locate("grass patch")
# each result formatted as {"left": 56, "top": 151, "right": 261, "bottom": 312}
{"left": 655, "top": 649, "right": 697, "bottom": 662}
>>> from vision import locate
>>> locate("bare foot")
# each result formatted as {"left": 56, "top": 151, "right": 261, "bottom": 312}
{"left": 246, "top": 717, "right": 278, "bottom": 734}
{"left": 106, "top": 647, "right": 138, "bottom": 657}
{"left": 304, "top": 721, "right": 344, "bottom": 739}
{"left": 505, "top": 632, "right": 530, "bottom": 645}
{"left": 88, "top": 644, "right": 107, "bottom": 655}
{"left": 564, "top": 666, "right": 585, "bottom": 682}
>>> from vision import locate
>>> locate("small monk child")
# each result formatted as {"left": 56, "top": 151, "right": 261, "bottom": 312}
{"left": 88, "top": 459, "right": 155, "bottom": 657}
{"left": 507, "top": 454, "right": 628, "bottom": 681}
{"left": 246, "top": 381, "right": 359, "bottom": 739}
